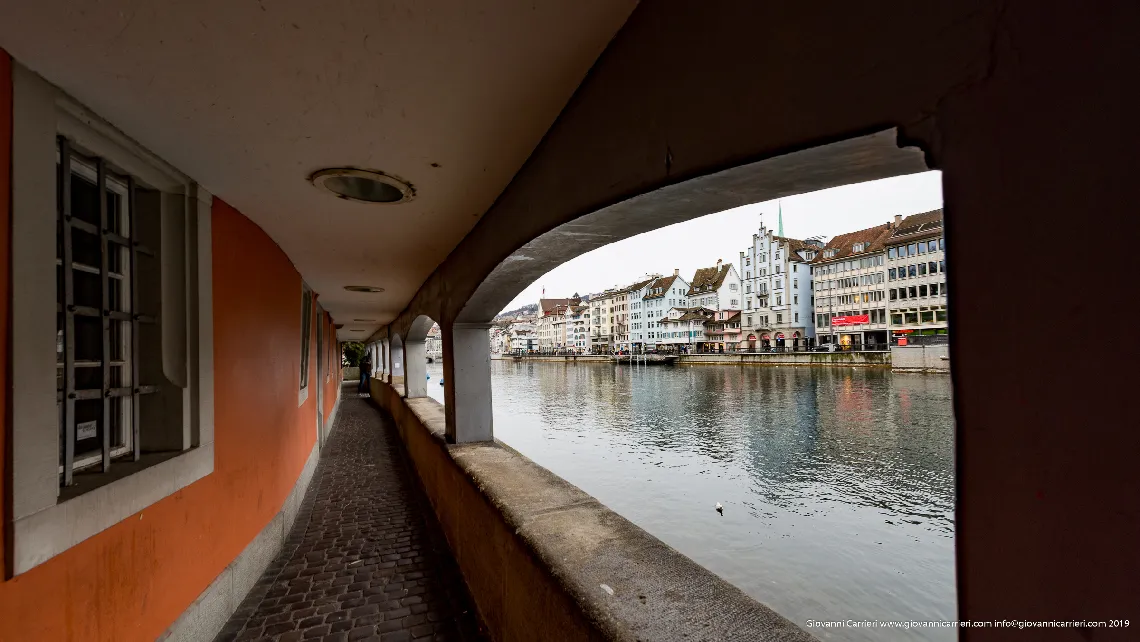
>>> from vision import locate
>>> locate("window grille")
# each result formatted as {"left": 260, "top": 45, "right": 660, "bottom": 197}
{"left": 56, "top": 137, "right": 157, "bottom": 485}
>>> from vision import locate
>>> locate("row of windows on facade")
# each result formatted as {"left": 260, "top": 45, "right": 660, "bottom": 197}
{"left": 742, "top": 312, "right": 801, "bottom": 326}
{"left": 814, "top": 272, "right": 887, "bottom": 291}
{"left": 809, "top": 254, "right": 885, "bottom": 276}
{"left": 743, "top": 250, "right": 784, "bottom": 267}
{"left": 816, "top": 289, "right": 889, "bottom": 307}
{"left": 744, "top": 262, "right": 799, "bottom": 280}
{"left": 814, "top": 307, "right": 946, "bottom": 328}
{"left": 746, "top": 293, "right": 800, "bottom": 309}
{"left": 889, "top": 238, "right": 943, "bottom": 259}
{"left": 890, "top": 260, "right": 944, "bottom": 280}
{"left": 889, "top": 282, "right": 947, "bottom": 301}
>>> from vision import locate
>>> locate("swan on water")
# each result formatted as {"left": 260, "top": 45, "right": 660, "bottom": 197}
{"left": 715, "top": 502, "right": 723, "bottom": 515}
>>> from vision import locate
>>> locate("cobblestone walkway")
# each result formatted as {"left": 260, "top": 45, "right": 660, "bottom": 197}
{"left": 215, "top": 390, "right": 484, "bottom": 642}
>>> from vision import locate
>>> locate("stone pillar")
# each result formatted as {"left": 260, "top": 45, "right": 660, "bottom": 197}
{"left": 381, "top": 339, "right": 389, "bottom": 380}
{"left": 389, "top": 339, "right": 404, "bottom": 386}
{"left": 404, "top": 339, "right": 427, "bottom": 398}
{"left": 442, "top": 322, "right": 493, "bottom": 443}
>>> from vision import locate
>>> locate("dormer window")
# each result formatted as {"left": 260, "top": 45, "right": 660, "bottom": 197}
{"left": 853, "top": 242, "right": 865, "bottom": 253}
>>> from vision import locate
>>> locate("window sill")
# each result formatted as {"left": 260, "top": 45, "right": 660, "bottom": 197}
{"left": 13, "top": 443, "right": 214, "bottom": 574}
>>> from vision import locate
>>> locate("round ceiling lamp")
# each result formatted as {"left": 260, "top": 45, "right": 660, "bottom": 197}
{"left": 310, "top": 168, "right": 415, "bottom": 204}
{"left": 344, "top": 285, "right": 385, "bottom": 293}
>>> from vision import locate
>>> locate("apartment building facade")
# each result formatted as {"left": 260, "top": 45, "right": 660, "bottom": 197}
{"left": 739, "top": 225, "right": 815, "bottom": 349}
{"left": 537, "top": 298, "right": 569, "bottom": 350}
{"left": 656, "top": 307, "right": 714, "bottom": 352}
{"left": 567, "top": 297, "right": 591, "bottom": 353}
{"left": 884, "top": 210, "right": 947, "bottom": 341}
{"left": 686, "top": 260, "right": 741, "bottom": 313}
{"left": 636, "top": 271, "right": 690, "bottom": 351}
{"left": 589, "top": 289, "right": 620, "bottom": 352}
{"left": 810, "top": 223, "right": 892, "bottom": 348}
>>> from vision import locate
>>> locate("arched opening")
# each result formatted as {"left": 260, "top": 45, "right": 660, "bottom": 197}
{"left": 438, "top": 132, "right": 952, "bottom": 632}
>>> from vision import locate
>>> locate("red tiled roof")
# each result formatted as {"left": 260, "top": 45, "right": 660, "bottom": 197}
{"left": 538, "top": 298, "right": 570, "bottom": 315}
{"left": 643, "top": 275, "right": 680, "bottom": 300}
{"left": 686, "top": 264, "right": 731, "bottom": 295}
{"left": 810, "top": 223, "right": 894, "bottom": 264}
{"left": 773, "top": 236, "right": 817, "bottom": 261}
{"left": 620, "top": 277, "right": 657, "bottom": 295}
{"left": 886, "top": 209, "right": 943, "bottom": 243}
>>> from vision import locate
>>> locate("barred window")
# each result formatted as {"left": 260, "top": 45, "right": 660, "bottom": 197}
{"left": 55, "top": 138, "right": 159, "bottom": 485}
{"left": 300, "top": 283, "right": 313, "bottom": 391}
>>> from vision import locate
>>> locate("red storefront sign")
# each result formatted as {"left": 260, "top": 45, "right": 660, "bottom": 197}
{"left": 830, "top": 314, "right": 869, "bottom": 327}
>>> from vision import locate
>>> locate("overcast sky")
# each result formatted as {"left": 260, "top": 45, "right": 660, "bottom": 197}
{"left": 501, "top": 171, "right": 944, "bottom": 312}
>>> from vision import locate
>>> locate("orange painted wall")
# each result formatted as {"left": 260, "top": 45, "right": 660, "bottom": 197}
{"left": 1, "top": 49, "right": 12, "bottom": 582}
{"left": 0, "top": 197, "right": 320, "bottom": 640}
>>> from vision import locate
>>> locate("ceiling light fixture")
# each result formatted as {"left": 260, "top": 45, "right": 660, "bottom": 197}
{"left": 310, "top": 168, "right": 414, "bottom": 204}
{"left": 354, "top": 319, "right": 376, "bottom": 323}
{"left": 344, "top": 285, "right": 385, "bottom": 293}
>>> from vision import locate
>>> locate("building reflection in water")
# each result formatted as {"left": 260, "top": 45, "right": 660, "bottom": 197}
{"left": 424, "top": 361, "right": 956, "bottom": 642}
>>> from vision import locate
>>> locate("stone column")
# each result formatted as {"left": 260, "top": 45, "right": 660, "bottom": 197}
{"left": 404, "top": 339, "right": 427, "bottom": 398}
{"left": 381, "top": 339, "right": 389, "bottom": 381}
{"left": 442, "top": 322, "right": 493, "bottom": 443}
{"left": 389, "top": 339, "right": 404, "bottom": 387}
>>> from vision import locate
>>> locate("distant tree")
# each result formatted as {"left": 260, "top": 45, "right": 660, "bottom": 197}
{"left": 342, "top": 341, "right": 365, "bottom": 367}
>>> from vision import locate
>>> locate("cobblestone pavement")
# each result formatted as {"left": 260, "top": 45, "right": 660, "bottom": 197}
{"left": 215, "top": 390, "right": 484, "bottom": 642}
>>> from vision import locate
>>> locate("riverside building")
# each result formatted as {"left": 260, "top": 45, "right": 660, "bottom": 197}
{"left": 885, "top": 210, "right": 948, "bottom": 342}
{"left": 739, "top": 223, "right": 816, "bottom": 350}
{"left": 810, "top": 223, "right": 892, "bottom": 348}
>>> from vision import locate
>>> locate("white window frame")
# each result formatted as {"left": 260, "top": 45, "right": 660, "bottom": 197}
{"left": 299, "top": 282, "right": 313, "bottom": 405}
{"left": 10, "top": 64, "right": 214, "bottom": 574}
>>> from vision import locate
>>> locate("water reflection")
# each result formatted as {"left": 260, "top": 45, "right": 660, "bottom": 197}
{"left": 424, "top": 361, "right": 956, "bottom": 641}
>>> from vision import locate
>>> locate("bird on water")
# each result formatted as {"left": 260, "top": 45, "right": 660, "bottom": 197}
{"left": 715, "top": 502, "right": 723, "bottom": 515}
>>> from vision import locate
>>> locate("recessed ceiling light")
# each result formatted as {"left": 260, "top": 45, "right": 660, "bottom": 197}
{"left": 310, "top": 168, "right": 414, "bottom": 204}
{"left": 344, "top": 285, "right": 385, "bottom": 293}
{"left": 354, "top": 319, "right": 376, "bottom": 322}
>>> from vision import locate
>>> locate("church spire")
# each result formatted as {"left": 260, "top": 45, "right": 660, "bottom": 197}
{"left": 778, "top": 200, "right": 784, "bottom": 237}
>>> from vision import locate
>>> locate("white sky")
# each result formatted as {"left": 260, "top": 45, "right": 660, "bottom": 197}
{"left": 501, "top": 171, "right": 944, "bottom": 312}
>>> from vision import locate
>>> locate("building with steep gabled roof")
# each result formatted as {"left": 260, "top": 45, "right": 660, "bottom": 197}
{"left": 739, "top": 222, "right": 815, "bottom": 349}
{"left": 628, "top": 270, "right": 692, "bottom": 350}
{"left": 685, "top": 260, "right": 742, "bottom": 314}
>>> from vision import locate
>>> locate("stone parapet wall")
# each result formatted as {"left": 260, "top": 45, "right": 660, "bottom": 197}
{"left": 679, "top": 352, "right": 891, "bottom": 367}
{"left": 369, "top": 379, "right": 815, "bottom": 642}
{"left": 890, "top": 345, "right": 950, "bottom": 373}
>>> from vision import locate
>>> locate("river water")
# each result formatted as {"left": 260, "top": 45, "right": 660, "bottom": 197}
{"left": 422, "top": 361, "right": 956, "bottom": 641}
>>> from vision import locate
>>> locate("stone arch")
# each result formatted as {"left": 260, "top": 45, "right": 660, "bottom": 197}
{"left": 455, "top": 130, "right": 924, "bottom": 325}
{"left": 403, "top": 315, "right": 436, "bottom": 399}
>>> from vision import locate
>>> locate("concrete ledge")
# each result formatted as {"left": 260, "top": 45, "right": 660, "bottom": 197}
{"left": 678, "top": 352, "right": 890, "bottom": 367}
{"left": 370, "top": 379, "right": 815, "bottom": 642}
{"left": 507, "top": 355, "right": 613, "bottom": 362}
{"left": 890, "top": 345, "right": 950, "bottom": 373}
{"left": 159, "top": 436, "right": 323, "bottom": 642}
